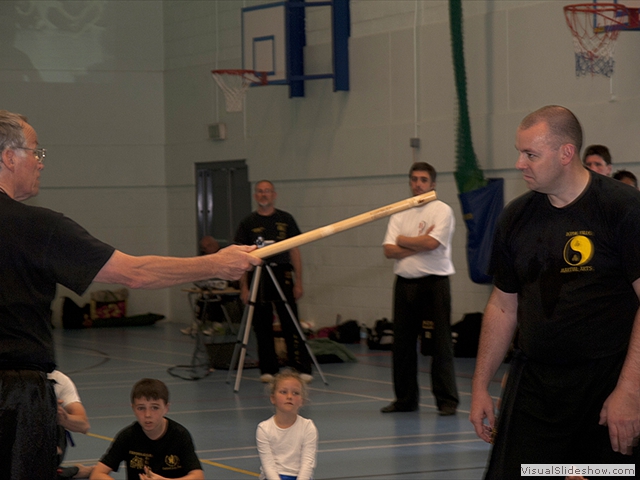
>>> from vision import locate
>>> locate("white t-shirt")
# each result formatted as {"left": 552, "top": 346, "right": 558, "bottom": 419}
{"left": 382, "top": 199, "right": 455, "bottom": 278}
{"left": 256, "top": 415, "right": 318, "bottom": 480}
{"left": 48, "top": 370, "right": 81, "bottom": 408}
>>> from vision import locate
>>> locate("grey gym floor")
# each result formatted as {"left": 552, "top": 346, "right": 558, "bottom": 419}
{"left": 54, "top": 320, "right": 508, "bottom": 480}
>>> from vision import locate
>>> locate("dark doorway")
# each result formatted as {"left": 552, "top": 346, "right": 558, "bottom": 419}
{"left": 195, "top": 160, "right": 251, "bottom": 251}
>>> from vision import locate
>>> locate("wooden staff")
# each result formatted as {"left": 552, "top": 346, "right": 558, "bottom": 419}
{"left": 252, "top": 190, "right": 437, "bottom": 259}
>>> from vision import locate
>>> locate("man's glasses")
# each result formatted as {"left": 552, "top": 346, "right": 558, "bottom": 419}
{"left": 16, "top": 147, "right": 46, "bottom": 163}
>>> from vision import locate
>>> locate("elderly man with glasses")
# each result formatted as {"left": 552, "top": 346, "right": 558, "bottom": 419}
{"left": 0, "top": 110, "right": 262, "bottom": 479}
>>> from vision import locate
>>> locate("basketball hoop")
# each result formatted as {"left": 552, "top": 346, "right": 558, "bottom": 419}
{"left": 564, "top": 3, "right": 631, "bottom": 77}
{"left": 211, "top": 69, "right": 268, "bottom": 113}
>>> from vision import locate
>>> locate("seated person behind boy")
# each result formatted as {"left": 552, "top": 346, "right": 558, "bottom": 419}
{"left": 90, "top": 378, "right": 204, "bottom": 480}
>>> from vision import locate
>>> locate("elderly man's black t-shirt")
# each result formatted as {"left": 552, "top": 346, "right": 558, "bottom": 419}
{"left": 0, "top": 192, "right": 114, "bottom": 371}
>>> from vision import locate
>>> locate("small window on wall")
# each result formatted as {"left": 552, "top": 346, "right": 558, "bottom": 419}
{"left": 195, "top": 160, "right": 251, "bottom": 253}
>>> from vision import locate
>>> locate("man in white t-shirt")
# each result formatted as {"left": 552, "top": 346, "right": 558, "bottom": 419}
{"left": 380, "top": 162, "right": 459, "bottom": 415}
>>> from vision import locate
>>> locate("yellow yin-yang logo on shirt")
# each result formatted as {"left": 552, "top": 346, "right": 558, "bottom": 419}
{"left": 563, "top": 235, "right": 594, "bottom": 266}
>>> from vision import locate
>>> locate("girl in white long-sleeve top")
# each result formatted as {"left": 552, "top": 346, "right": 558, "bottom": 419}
{"left": 256, "top": 369, "right": 318, "bottom": 480}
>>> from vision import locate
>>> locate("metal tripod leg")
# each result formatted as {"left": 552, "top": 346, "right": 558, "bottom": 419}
{"left": 225, "top": 303, "right": 248, "bottom": 384}
{"left": 263, "top": 264, "right": 328, "bottom": 385}
{"left": 228, "top": 263, "right": 329, "bottom": 391}
{"left": 226, "top": 264, "right": 262, "bottom": 391}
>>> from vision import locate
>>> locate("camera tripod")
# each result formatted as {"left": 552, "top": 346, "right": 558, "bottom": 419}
{"left": 226, "top": 262, "right": 328, "bottom": 392}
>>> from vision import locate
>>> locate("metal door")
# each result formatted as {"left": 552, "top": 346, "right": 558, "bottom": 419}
{"left": 195, "top": 160, "right": 251, "bottom": 250}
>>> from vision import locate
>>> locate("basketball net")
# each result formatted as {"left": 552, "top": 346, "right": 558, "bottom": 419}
{"left": 211, "top": 70, "right": 267, "bottom": 113}
{"left": 564, "top": 3, "right": 629, "bottom": 77}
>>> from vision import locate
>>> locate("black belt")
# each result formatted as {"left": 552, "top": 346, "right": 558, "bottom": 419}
{"left": 397, "top": 274, "right": 446, "bottom": 282}
{"left": 0, "top": 362, "right": 51, "bottom": 372}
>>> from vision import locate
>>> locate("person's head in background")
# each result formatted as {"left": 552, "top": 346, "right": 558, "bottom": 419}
{"left": 613, "top": 169, "right": 638, "bottom": 189}
{"left": 583, "top": 144, "right": 612, "bottom": 176}
{"left": 199, "top": 235, "right": 220, "bottom": 255}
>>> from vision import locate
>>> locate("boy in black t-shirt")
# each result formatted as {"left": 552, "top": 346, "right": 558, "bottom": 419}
{"left": 90, "top": 379, "right": 203, "bottom": 480}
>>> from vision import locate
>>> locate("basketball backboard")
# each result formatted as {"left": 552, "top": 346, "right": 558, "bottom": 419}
{"left": 593, "top": 0, "right": 640, "bottom": 29}
{"left": 594, "top": 0, "right": 640, "bottom": 6}
{"left": 241, "top": 0, "right": 350, "bottom": 97}
{"left": 241, "top": 2, "right": 288, "bottom": 84}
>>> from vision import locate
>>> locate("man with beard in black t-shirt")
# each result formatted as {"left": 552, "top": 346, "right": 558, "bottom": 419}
{"left": 235, "top": 180, "right": 312, "bottom": 383}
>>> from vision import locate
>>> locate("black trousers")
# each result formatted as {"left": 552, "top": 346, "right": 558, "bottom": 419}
{"left": 392, "top": 274, "right": 458, "bottom": 410}
{"left": 251, "top": 265, "right": 311, "bottom": 375}
{"left": 0, "top": 369, "right": 58, "bottom": 480}
{"left": 485, "top": 350, "right": 639, "bottom": 480}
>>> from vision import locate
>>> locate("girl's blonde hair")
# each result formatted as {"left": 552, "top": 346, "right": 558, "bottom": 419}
{"left": 268, "top": 368, "right": 309, "bottom": 403}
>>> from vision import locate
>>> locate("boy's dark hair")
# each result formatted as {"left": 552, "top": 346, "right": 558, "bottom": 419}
{"left": 409, "top": 162, "right": 437, "bottom": 182}
{"left": 131, "top": 378, "right": 169, "bottom": 404}
{"left": 613, "top": 169, "right": 638, "bottom": 188}
{"left": 583, "top": 144, "right": 612, "bottom": 165}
